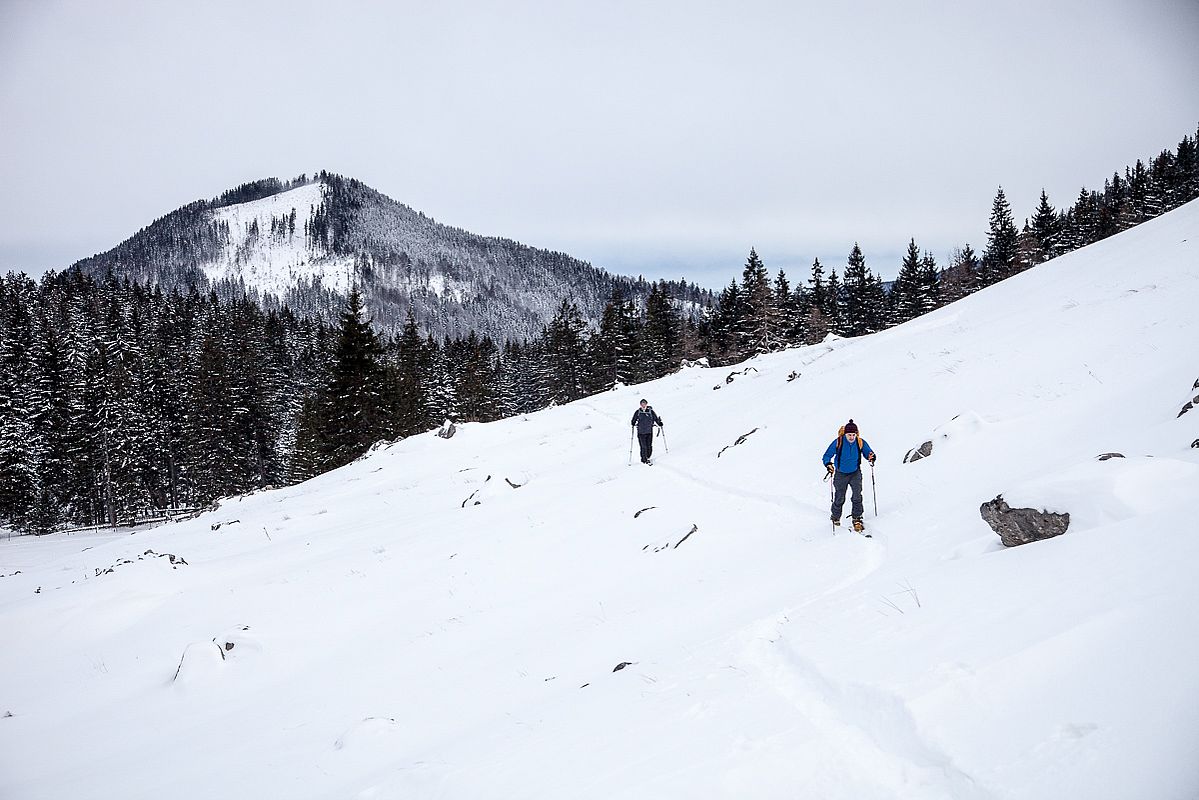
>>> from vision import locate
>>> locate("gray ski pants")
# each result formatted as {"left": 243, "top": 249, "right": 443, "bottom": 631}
{"left": 831, "top": 469, "right": 864, "bottom": 521}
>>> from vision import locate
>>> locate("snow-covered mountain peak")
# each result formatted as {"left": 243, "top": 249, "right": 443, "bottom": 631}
{"left": 71, "top": 173, "right": 712, "bottom": 340}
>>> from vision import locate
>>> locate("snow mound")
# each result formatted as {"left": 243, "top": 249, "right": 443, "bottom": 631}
{"left": 1003, "top": 454, "right": 1199, "bottom": 532}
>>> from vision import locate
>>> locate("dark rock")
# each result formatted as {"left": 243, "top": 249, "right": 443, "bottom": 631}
{"left": 1095, "top": 453, "right": 1125, "bottom": 461}
{"left": 717, "top": 428, "right": 759, "bottom": 457}
{"left": 437, "top": 421, "right": 457, "bottom": 439}
{"left": 613, "top": 662, "right": 633, "bottom": 672}
{"left": 1192, "top": 439, "right": 1199, "bottom": 449}
{"left": 904, "top": 441, "right": 934, "bottom": 463}
{"left": 674, "top": 524, "right": 699, "bottom": 548}
{"left": 980, "top": 495, "right": 1070, "bottom": 547}
{"left": 715, "top": 366, "right": 759, "bottom": 389}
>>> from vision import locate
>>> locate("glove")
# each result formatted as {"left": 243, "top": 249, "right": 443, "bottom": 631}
{"left": 868, "top": 453, "right": 876, "bottom": 465}
{"left": 825, "top": 463, "right": 835, "bottom": 476}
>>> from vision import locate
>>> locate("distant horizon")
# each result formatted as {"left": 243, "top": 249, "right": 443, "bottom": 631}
{"left": 8, "top": 140, "right": 1190, "bottom": 294}
{"left": 4, "top": 0, "right": 1196, "bottom": 294}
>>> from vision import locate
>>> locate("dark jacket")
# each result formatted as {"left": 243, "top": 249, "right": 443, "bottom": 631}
{"left": 631, "top": 406, "right": 663, "bottom": 435}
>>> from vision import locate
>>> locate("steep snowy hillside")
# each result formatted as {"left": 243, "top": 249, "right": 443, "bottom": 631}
{"left": 205, "top": 181, "right": 354, "bottom": 297}
{"left": 3, "top": 202, "right": 1197, "bottom": 800}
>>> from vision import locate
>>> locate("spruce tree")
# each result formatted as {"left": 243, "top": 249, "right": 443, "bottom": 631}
{"left": 918, "top": 251, "right": 940, "bottom": 316}
{"left": 737, "top": 248, "right": 775, "bottom": 356}
{"left": 710, "top": 280, "right": 743, "bottom": 363}
{"left": 388, "top": 312, "right": 429, "bottom": 437}
{"left": 1030, "top": 189, "right": 1061, "bottom": 260}
{"left": 982, "top": 187, "right": 1019, "bottom": 285}
{"left": 643, "top": 282, "right": 681, "bottom": 377}
{"left": 890, "top": 239, "right": 923, "bottom": 326}
{"left": 542, "top": 299, "right": 589, "bottom": 405}
{"left": 842, "top": 244, "right": 884, "bottom": 336}
{"left": 825, "top": 269, "right": 845, "bottom": 336}
{"left": 317, "top": 287, "right": 388, "bottom": 471}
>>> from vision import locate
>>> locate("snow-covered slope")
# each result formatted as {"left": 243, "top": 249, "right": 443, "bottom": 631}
{"left": 3, "top": 202, "right": 1198, "bottom": 799}
{"left": 205, "top": 182, "right": 354, "bottom": 296}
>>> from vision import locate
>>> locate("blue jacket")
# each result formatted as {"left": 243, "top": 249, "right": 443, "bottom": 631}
{"left": 631, "top": 406, "right": 663, "bottom": 435}
{"left": 823, "top": 436, "right": 875, "bottom": 474}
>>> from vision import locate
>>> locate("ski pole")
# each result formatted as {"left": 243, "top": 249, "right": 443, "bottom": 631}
{"left": 628, "top": 428, "right": 634, "bottom": 466}
{"left": 870, "top": 461, "right": 878, "bottom": 517}
{"left": 825, "top": 467, "right": 835, "bottom": 535}
{"left": 659, "top": 426, "right": 669, "bottom": 453}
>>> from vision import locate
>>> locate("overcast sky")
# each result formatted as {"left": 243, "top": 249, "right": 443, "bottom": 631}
{"left": 2, "top": 0, "right": 1196, "bottom": 289}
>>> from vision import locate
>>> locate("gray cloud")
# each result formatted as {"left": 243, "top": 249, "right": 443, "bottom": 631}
{"left": 2, "top": 0, "right": 1197, "bottom": 289}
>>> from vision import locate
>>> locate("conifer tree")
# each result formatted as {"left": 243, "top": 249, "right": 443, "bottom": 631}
{"left": 771, "top": 270, "right": 803, "bottom": 347}
{"left": 542, "top": 299, "right": 589, "bottom": 405}
{"left": 492, "top": 343, "right": 522, "bottom": 418}
{"left": 982, "top": 187, "right": 1019, "bottom": 284}
{"left": 889, "top": 239, "right": 923, "bottom": 326}
{"left": 591, "top": 288, "right": 640, "bottom": 389}
{"left": 315, "top": 287, "right": 388, "bottom": 471}
{"left": 455, "top": 332, "right": 498, "bottom": 422}
{"left": 803, "top": 258, "right": 831, "bottom": 343}
{"left": 1030, "top": 189, "right": 1062, "bottom": 260}
{"left": 423, "top": 336, "right": 458, "bottom": 425}
{"left": 643, "top": 282, "right": 681, "bottom": 377}
{"left": 710, "top": 280, "right": 743, "bottom": 363}
{"left": 918, "top": 251, "right": 940, "bottom": 315}
{"left": 825, "top": 269, "right": 845, "bottom": 336}
{"left": 387, "top": 312, "right": 429, "bottom": 437}
{"left": 737, "top": 248, "right": 776, "bottom": 356}
{"left": 841, "top": 244, "right": 884, "bottom": 336}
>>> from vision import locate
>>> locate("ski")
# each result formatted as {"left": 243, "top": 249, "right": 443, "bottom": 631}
{"left": 833, "top": 518, "right": 872, "bottom": 538}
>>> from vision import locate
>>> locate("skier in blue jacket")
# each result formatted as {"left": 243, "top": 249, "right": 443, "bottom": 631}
{"left": 631, "top": 399, "right": 664, "bottom": 464}
{"left": 822, "top": 419, "right": 876, "bottom": 531}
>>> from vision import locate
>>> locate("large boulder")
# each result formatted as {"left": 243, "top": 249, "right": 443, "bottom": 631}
{"left": 980, "top": 495, "right": 1071, "bottom": 547}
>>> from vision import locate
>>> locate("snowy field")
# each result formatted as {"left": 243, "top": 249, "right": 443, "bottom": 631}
{"left": 2, "top": 201, "right": 1198, "bottom": 799}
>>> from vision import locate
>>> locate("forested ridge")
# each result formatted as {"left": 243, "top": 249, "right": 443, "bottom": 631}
{"left": 72, "top": 172, "right": 712, "bottom": 342}
{"left": 2, "top": 126, "right": 1196, "bottom": 534}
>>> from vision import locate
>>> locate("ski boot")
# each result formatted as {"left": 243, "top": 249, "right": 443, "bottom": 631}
{"left": 852, "top": 518, "right": 865, "bottom": 533}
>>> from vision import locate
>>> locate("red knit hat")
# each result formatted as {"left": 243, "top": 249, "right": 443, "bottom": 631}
{"left": 844, "top": 419, "right": 858, "bottom": 434}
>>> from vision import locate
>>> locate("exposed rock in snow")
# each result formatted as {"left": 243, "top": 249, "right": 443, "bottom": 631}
{"left": 904, "top": 441, "right": 933, "bottom": 463}
{"left": 979, "top": 495, "right": 1071, "bottom": 547}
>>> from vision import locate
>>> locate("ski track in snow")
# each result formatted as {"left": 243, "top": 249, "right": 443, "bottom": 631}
{"left": 742, "top": 613, "right": 997, "bottom": 800}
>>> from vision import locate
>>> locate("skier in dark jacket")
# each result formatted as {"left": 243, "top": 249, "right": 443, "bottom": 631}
{"left": 822, "top": 419, "right": 876, "bottom": 530}
{"left": 631, "top": 399, "right": 664, "bottom": 464}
